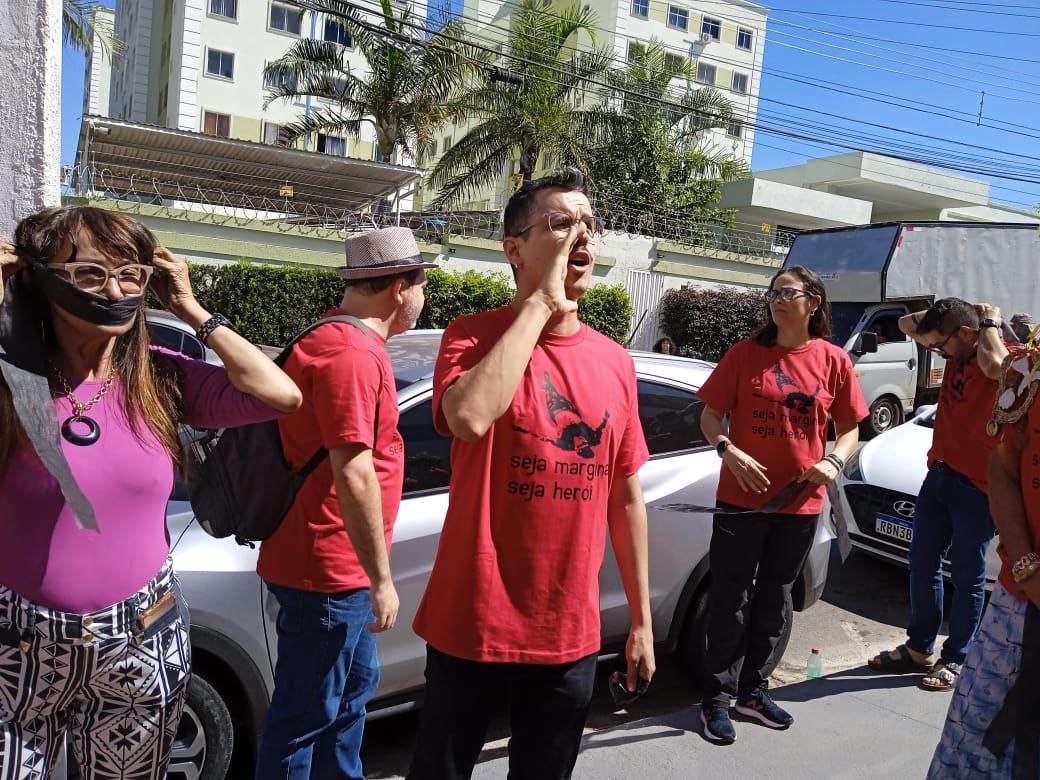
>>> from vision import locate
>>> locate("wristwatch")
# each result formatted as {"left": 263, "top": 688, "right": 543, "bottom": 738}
{"left": 716, "top": 439, "right": 730, "bottom": 457}
{"left": 979, "top": 318, "right": 1000, "bottom": 330}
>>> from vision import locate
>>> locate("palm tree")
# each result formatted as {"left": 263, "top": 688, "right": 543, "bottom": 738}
{"left": 585, "top": 40, "right": 747, "bottom": 233}
{"left": 63, "top": 0, "right": 122, "bottom": 58}
{"left": 427, "top": 0, "right": 614, "bottom": 208}
{"left": 262, "top": 0, "right": 480, "bottom": 165}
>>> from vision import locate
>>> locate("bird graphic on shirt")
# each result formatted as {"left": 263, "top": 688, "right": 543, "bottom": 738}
{"left": 512, "top": 372, "right": 609, "bottom": 459}
{"left": 774, "top": 362, "right": 798, "bottom": 393}
{"left": 751, "top": 361, "right": 822, "bottom": 414}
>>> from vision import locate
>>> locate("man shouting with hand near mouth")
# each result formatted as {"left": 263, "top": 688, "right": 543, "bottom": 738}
{"left": 408, "top": 168, "right": 655, "bottom": 780}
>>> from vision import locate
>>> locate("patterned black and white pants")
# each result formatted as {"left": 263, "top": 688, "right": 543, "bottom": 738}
{"left": 0, "top": 560, "right": 191, "bottom": 779}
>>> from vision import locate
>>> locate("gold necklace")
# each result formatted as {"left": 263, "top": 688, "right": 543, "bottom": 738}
{"left": 50, "top": 362, "right": 115, "bottom": 446}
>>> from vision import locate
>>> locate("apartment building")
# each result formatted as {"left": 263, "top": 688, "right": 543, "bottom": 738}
{"left": 88, "top": 0, "right": 425, "bottom": 162}
{"left": 419, "top": 0, "right": 767, "bottom": 209}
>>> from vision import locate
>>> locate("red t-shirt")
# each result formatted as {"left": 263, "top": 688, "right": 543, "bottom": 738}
{"left": 412, "top": 307, "right": 650, "bottom": 664}
{"left": 257, "top": 314, "right": 404, "bottom": 592}
{"left": 997, "top": 400, "right": 1040, "bottom": 600}
{"left": 928, "top": 353, "right": 1001, "bottom": 493}
{"left": 697, "top": 338, "right": 868, "bottom": 515}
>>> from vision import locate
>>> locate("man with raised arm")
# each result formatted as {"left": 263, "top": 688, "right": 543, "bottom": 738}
{"left": 408, "top": 169, "right": 655, "bottom": 780}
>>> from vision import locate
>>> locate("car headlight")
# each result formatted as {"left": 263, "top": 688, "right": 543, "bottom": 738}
{"left": 842, "top": 448, "right": 864, "bottom": 481}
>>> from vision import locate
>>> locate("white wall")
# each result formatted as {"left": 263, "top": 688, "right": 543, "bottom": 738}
{"left": 1, "top": 0, "right": 61, "bottom": 234}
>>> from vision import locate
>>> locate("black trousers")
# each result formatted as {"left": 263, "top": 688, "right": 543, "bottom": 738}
{"left": 703, "top": 508, "right": 818, "bottom": 705}
{"left": 407, "top": 645, "right": 597, "bottom": 780}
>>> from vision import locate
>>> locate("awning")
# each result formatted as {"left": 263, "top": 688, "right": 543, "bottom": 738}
{"left": 75, "top": 115, "right": 422, "bottom": 214}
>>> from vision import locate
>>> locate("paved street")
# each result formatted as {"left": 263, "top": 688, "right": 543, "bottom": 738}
{"left": 355, "top": 545, "right": 948, "bottom": 779}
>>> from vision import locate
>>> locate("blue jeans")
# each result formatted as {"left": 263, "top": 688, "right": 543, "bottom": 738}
{"left": 255, "top": 583, "right": 380, "bottom": 780}
{"left": 906, "top": 465, "right": 995, "bottom": 665}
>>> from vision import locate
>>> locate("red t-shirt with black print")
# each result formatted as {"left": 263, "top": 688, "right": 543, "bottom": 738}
{"left": 412, "top": 307, "right": 649, "bottom": 664}
{"left": 928, "top": 353, "right": 1001, "bottom": 493}
{"left": 698, "top": 338, "right": 868, "bottom": 515}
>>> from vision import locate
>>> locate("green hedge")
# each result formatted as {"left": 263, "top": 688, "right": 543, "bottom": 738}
{"left": 659, "top": 285, "right": 765, "bottom": 362}
{"left": 179, "top": 261, "right": 632, "bottom": 346}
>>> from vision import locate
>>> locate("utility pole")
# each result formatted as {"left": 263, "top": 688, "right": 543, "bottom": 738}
{"left": 1, "top": 0, "right": 62, "bottom": 235}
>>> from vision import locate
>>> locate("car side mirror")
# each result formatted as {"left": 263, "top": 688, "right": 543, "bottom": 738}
{"left": 851, "top": 331, "right": 879, "bottom": 355}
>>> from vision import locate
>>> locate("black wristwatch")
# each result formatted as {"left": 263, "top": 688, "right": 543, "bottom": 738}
{"left": 979, "top": 318, "right": 1000, "bottom": 330}
{"left": 196, "top": 313, "right": 235, "bottom": 345}
{"left": 716, "top": 439, "right": 730, "bottom": 457}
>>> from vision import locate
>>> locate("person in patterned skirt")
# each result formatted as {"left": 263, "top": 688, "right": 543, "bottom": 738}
{"left": 0, "top": 207, "right": 300, "bottom": 778}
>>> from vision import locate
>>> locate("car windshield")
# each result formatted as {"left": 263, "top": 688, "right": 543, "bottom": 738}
{"left": 387, "top": 332, "right": 441, "bottom": 388}
{"left": 829, "top": 303, "right": 869, "bottom": 347}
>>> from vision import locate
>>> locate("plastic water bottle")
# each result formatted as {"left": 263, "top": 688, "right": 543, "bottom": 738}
{"left": 806, "top": 648, "right": 823, "bottom": 679}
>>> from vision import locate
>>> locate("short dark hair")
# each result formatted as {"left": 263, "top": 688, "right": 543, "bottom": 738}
{"left": 503, "top": 167, "right": 590, "bottom": 237}
{"left": 752, "top": 265, "right": 833, "bottom": 346}
{"left": 916, "top": 297, "right": 978, "bottom": 336}
{"left": 343, "top": 267, "right": 423, "bottom": 295}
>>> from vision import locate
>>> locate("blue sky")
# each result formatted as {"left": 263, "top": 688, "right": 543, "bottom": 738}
{"left": 60, "top": 0, "right": 1040, "bottom": 212}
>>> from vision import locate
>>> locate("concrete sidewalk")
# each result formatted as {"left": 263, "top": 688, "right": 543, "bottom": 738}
{"left": 473, "top": 667, "right": 952, "bottom": 779}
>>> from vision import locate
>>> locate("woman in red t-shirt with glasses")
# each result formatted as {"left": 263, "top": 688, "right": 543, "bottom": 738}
{"left": 696, "top": 265, "right": 867, "bottom": 744}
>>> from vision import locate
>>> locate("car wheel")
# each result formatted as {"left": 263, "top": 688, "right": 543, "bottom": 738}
{"left": 168, "top": 674, "right": 234, "bottom": 780}
{"left": 862, "top": 396, "right": 902, "bottom": 439}
{"left": 675, "top": 586, "right": 794, "bottom": 684}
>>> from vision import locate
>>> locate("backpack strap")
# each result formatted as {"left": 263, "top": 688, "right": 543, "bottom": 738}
{"left": 285, "top": 315, "right": 380, "bottom": 481}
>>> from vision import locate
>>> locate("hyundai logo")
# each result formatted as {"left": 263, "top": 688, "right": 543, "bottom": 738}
{"left": 893, "top": 500, "right": 915, "bottom": 518}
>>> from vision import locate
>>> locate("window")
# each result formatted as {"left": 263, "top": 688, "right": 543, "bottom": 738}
{"left": 731, "top": 72, "right": 748, "bottom": 94}
{"left": 630, "top": 0, "right": 649, "bottom": 19}
{"left": 701, "top": 16, "right": 721, "bottom": 40}
{"left": 664, "top": 52, "right": 685, "bottom": 71}
{"left": 441, "top": 136, "right": 453, "bottom": 154}
{"left": 324, "top": 18, "right": 352, "bottom": 47}
{"left": 205, "top": 49, "right": 234, "bottom": 80}
{"left": 696, "top": 61, "right": 716, "bottom": 84}
{"left": 317, "top": 133, "right": 346, "bottom": 156}
{"left": 399, "top": 401, "right": 452, "bottom": 494}
{"left": 636, "top": 381, "right": 708, "bottom": 456}
{"left": 667, "top": 5, "right": 688, "bottom": 30}
{"left": 726, "top": 119, "right": 743, "bottom": 138}
{"left": 263, "top": 122, "right": 291, "bottom": 146}
{"left": 865, "top": 312, "right": 907, "bottom": 345}
{"left": 374, "top": 146, "right": 386, "bottom": 163}
{"left": 737, "top": 27, "right": 753, "bottom": 50}
{"left": 209, "top": 0, "right": 236, "bottom": 19}
{"left": 269, "top": 1, "right": 302, "bottom": 34}
{"left": 146, "top": 323, "right": 206, "bottom": 361}
{"left": 203, "top": 110, "right": 230, "bottom": 137}
{"left": 264, "top": 67, "right": 298, "bottom": 92}
{"left": 627, "top": 41, "right": 646, "bottom": 61}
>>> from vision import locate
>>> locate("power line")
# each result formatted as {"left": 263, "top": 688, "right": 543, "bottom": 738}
{"left": 765, "top": 6, "right": 1040, "bottom": 35}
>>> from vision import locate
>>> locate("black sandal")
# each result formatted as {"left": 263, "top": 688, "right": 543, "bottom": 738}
{"left": 868, "top": 644, "right": 935, "bottom": 674}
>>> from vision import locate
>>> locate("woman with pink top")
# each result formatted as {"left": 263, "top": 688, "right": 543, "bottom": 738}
{"left": 0, "top": 206, "right": 301, "bottom": 777}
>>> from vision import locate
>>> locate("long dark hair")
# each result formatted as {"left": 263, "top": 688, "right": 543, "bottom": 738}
{"left": 0, "top": 207, "right": 183, "bottom": 480}
{"left": 752, "top": 265, "right": 833, "bottom": 347}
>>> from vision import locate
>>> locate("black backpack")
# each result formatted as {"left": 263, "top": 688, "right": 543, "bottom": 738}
{"left": 187, "top": 315, "right": 374, "bottom": 544}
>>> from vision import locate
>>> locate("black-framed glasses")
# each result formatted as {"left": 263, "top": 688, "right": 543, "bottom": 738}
{"left": 763, "top": 286, "right": 811, "bottom": 303}
{"left": 926, "top": 330, "right": 959, "bottom": 359}
{"left": 513, "top": 211, "right": 604, "bottom": 239}
{"left": 47, "top": 262, "right": 154, "bottom": 295}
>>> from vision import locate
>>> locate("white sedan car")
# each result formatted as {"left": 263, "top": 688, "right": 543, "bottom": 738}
{"left": 161, "top": 332, "right": 833, "bottom": 778}
{"left": 832, "top": 405, "right": 1001, "bottom": 582}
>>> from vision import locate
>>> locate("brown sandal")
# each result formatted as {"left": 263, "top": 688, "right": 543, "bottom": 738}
{"left": 868, "top": 644, "right": 935, "bottom": 674}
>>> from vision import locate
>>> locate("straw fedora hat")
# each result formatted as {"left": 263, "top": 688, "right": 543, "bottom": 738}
{"left": 337, "top": 227, "right": 437, "bottom": 280}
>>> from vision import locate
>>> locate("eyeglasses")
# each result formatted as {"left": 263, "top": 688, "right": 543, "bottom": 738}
{"left": 513, "top": 211, "right": 604, "bottom": 239}
{"left": 764, "top": 286, "right": 812, "bottom": 303}
{"left": 926, "top": 330, "right": 959, "bottom": 359}
{"left": 47, "top": 262, "right": 155, "bottom": 295}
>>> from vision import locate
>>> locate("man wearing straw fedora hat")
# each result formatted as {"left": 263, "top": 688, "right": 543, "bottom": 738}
{"left": 256, "top": 227, "right": 434, "bottom": 779}
{"left": 409, "top": 168, "right": 655, "bottom": 779}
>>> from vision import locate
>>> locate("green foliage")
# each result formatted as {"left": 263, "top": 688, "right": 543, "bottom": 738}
{"left": 180, "top": 262, "right": 632, "bottom": 346}
{"left": 428, "top": 0, "right": 614, "bottom": 206}
{"left": 659, "top": 285, "right": 765, "bottom": 363}
{"left": 578, "top": 284, "right": 632, "bottom": 344}
{"left": 586, "top": 40, "right": 747, "bottom": 231}
{"left": 415, "top": 268, "right": 513, "bottom": 329}
{"left": 263, "top": 0, "right": 483, "bottom": 162}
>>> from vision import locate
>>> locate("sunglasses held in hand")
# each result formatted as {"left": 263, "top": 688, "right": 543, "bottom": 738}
{"left": 609, "top": 670, "right": 650, "bottom": 707}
